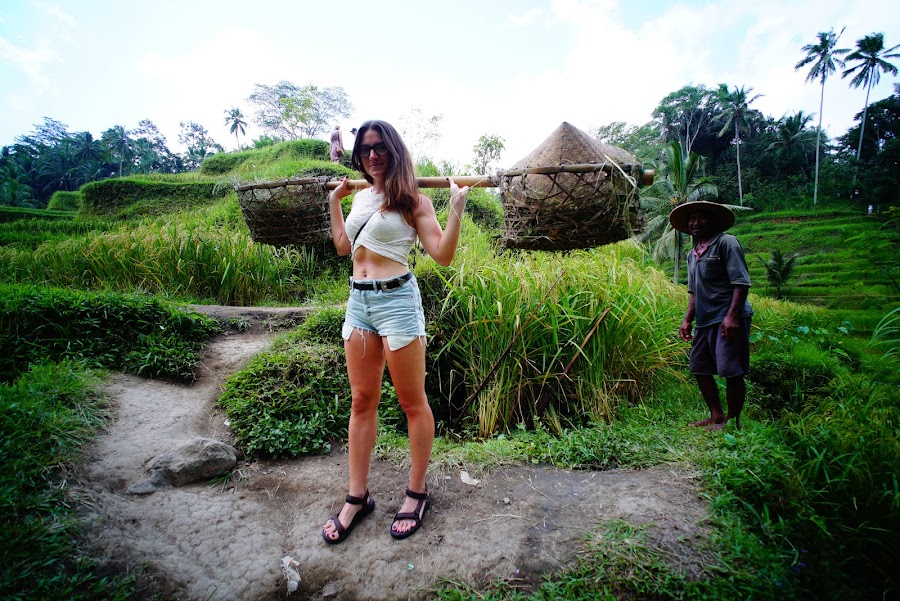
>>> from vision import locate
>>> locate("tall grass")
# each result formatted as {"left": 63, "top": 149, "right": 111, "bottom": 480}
{"left": 430, "top": 237, "right": 685, "bottom": 437}
{"left": 0, "top": 210, "right": 344, "bottom": 305}
{"left": 870, "top": 305, "right": 900, "bottom": 358}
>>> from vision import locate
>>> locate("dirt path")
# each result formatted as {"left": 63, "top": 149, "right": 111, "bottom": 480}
{"left": 72, "top": 307, "right": 712, "bottom": 600}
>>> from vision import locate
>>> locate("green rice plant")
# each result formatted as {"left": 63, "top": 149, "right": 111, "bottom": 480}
{"left": 870, "top": 305, "right": 900, "bottom": 358}
{"left": 0, "top": 216, "right": 123, "bottom": 249}
{"left": 0, "top": 216, "right": 344, "bottom": 305}
{"left": 431, "top": 239, "right": 685, "bottom": 437}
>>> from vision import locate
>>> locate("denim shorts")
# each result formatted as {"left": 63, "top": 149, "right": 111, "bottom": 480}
{"left": 689, "top": 317, "right": 751, "bottom": 378}
{"left": 342, "top": 274, "right": 426, "bottom": 351}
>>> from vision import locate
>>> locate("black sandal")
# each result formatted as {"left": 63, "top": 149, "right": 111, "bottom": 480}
{"left": 322, "top": 490, "right": 375, "bottom": 545}
{"left": 390, "top": 487, "right": 430, "bottom": 540}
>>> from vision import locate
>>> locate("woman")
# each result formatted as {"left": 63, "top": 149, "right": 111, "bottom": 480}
{"left": 322, "top": 120, "right": 469, "bottom": 543}
{"left": 329, "top": 125, "right": 344, "bottom": 163}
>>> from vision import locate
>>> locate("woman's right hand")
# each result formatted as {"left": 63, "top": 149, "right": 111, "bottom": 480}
{"left": 332, "top": 177, "right": 352, "bottom": 201}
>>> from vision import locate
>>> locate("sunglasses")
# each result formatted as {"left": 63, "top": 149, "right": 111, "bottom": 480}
{"left": 358, "top": 143, "right": 389, "bottom": 158}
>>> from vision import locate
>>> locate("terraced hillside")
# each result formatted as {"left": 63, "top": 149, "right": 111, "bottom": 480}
{"left": 731, "top": 208, "right": 899, "bottom": 328}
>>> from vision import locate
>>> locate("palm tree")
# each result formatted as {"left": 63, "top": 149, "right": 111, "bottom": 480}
{"left": 102, "top": 125, "right": 133, "bottom": 177}
{"left": 638, "top": 140, "right": 719, "bottom": 283}
{"left": 757, "top": 249, "right": 798, "bottom": 300}
{"left": 795, "top": 29, "right": 849, "bottom": 204}
{"left": 38, "top": 142, "right": 78, "bottom": 194}
{"left": 766, "top": 111, "right": 818, "bottom": 178}
{"left": 714, "top": 85, "right": 764, "bottom": 205}
{"left": 224, "top": 107, "right": 247, "bottom": 150}
{"left": 842, "top": 33, "right": 900, "bottom": 160}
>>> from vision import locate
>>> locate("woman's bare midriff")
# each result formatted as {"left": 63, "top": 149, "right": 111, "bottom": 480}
{"left": 352, "top": 246, "right": 409, "bottom": 280}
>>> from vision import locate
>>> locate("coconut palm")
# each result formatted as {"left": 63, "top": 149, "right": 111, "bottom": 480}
{"left": 757, "top": 249, "right": 798, "bottom": 300}
{"left": 224, "top": 107, "right": 247, "bottom": 150}
{"left": 637, "top": 140, "right": 719, "bottom": 283}
{"left": 101, "top": 125, "right": 133, "bottom": 177}
{"left": 714, "top": 85, "right": 764, "bottom": 206}
{"left": 795, "top": 29, "right": 849, "bottom": 204}
{"left": 842, "top": 33, "right": 900, "bottom": 160}
{"left": 766, "top": 111, "right": 818, "bottom": 178}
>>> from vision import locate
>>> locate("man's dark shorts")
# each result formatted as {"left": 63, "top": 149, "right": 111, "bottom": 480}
{"left": 689, "top": 317, "right": 751, "bottom": 378}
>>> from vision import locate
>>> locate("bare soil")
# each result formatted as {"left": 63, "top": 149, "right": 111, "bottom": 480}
{"left": 71, "top": 306, "right": 714, "bottom": 601}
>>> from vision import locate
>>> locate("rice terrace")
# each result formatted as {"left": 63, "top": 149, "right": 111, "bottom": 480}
{"left": 2, "top": 69, "right": 900, "bottom": 601}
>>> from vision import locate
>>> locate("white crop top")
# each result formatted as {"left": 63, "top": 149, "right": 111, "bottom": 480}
{"left": 344, "top": 188, "right": 418, "bottom": 266}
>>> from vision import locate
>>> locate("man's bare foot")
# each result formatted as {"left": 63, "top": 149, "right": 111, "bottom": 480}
{"left": 706, "top": 416, "right": 741, "bottom": 431}
{"left": 689, "top": 417, "right": 723, "bottom": 427}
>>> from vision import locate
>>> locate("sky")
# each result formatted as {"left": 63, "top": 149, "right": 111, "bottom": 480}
{"left": 1, "top": 0, "right": 899, "bottom": 169}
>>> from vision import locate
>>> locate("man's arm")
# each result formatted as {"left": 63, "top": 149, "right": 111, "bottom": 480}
{"left": 721, "top": 285, "right": 749, "bottom": 339}
{"left": 679, "top": 293, "right": 696, "bottom": 341}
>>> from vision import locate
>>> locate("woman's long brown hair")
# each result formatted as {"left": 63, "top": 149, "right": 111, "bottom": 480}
{"left": 350, "top": 120, "right": 419, "bottom": 225}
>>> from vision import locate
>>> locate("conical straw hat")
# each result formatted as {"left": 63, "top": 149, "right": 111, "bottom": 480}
{"left": 510, "top": 122, "right": 636, "bottom": 169}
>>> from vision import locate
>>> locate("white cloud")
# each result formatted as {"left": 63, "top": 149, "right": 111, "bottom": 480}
{"left": 0, "top": 36, "right": 57, "bottom": 90}
{"left": 33, "top": 1, "right": 76, "bottom": 29}
{"left": 509, "top": 8, "right": 544, "bottom": 27}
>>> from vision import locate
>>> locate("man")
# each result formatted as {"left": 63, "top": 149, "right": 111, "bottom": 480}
{"left": 669, "top": 201, "right": 753, "bottom": 430}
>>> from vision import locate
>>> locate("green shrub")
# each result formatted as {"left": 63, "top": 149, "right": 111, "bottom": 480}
{"left": 0, "top": 284, "right": 219, "bottom": 382}
{"left": 217, "top": 330, "right": 351, "bottom": 457}
{"left": 46, "top": 191, "right": 82, "bottom": 211}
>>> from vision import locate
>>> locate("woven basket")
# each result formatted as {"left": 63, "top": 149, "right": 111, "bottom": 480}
{"left": 499, "top": 122, "right": 644, "bottom": 250}
{"left": 236, "top": 178, "right": 330, "bottom": 247}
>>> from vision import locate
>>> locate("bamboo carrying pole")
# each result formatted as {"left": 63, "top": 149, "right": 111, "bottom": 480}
{"left": 233, "top": 165, "right": 655, "bottom": 192}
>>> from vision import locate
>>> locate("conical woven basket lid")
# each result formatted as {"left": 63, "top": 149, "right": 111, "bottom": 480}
{"left": 510, "top": 122, "right": 636, "bottom": 169}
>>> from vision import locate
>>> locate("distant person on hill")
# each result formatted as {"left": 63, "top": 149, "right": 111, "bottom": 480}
{"left": 321, "top": 120, "right": 470, "bottom": 543}
{"left": 670, "top": 201, "right": 754, "bottom": 431}
{"left": 330, "top": 125, "right": 344, "bottom": 163}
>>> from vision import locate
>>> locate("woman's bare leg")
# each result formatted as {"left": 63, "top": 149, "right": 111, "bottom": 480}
{"left": 322, "top": 329, "right": 384, "bottom": 541}
{"left": 384, "top": 337, "right": 432, "bottom": 534}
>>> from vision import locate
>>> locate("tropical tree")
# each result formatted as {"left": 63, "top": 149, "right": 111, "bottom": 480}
{"left": 757, "top": 249, "right": 798, "bottom": 300}
{"left": 842, "top": 33, "right": 900, "bottom": 160}
{"left": 714, "top": 84, "right": 764, "bottom": 205}
{"left": 593, "top": 121, "right": 664, "bottom": 161}
{"left": 178, "top": 121, "right": 224, "bottom": 171}
{"left": 71, "top": 132, "right": 103, "bottom": 164}
{"left": 397, "top": 107, "right": 444, "bottom": 163}
{"left": 795, "top": 28, "right": 849, "bottom": 204}
{"left": 224, "top": 107, "right": 248, "bottom": 150}
{"left": 652, "top": 84, "right": 719, "bottom": 155}
{"left": 765, "top": 111, "right": 818, "bottom": 178}
{"left": 247, "top": 81, "right": 353, "bottom": 139}
{"left": 638, "top": 140, "right": 719, "bottom": 283}
{"left": 38, "top": 142, "right": 78, "bottom": 193}
{"left": 132, "top": 119, "right": 179, "bottom": 173}
{"left": 0, "top": 159, "right": 34, "bottom": 207}
{"left": 101, "top": 125, "right": 133, "bottom": 177}
{"left": 471, "top": 134, "right": 505, "bottom": 175}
